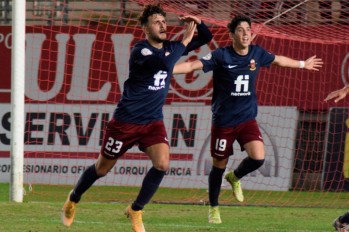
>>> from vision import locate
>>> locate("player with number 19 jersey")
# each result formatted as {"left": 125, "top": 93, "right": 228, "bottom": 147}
{"left": 200, "top": 44, "right": 275, "bottom": 128}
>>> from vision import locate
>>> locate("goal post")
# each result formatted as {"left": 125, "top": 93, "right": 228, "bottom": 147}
{"left": 10, "top": 0, "right": 26, "bottom": 202}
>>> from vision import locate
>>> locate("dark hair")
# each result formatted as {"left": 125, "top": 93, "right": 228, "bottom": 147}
{"left": 138, "top": 4, "right": 166, "bottom": 26}
{"left": 227, "top": 15, "right": 251, "bottom": 33}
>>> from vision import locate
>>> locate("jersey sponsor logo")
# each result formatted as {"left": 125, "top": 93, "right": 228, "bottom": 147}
{"left": 148, "top": 70, "right": 167, "bottom": 91}
{"left": 141, "top": 48, "right": 152, "bottom": 56}
{"left": 231, "top": 75, "right": 251, "bottom": 96}
{"left": 228, "top": 65, "right": 237, "bottom": 69}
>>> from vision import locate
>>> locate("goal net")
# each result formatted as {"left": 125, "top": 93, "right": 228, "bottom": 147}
{"left": 1, "top": 0, "right": 349, "bottom": 207}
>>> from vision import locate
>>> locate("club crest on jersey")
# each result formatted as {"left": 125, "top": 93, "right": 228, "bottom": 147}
{"left": 202, "top": 53, "right": 212, "bottom": 60}
{"left": 249, "top": 59, "right": 256, "bottom": 70}
{"left": 141, "top": 48, "right": 152, "bottom": 56}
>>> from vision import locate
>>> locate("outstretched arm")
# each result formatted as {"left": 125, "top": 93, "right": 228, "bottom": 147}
{"left": 324, "top": 85, "right": 349, "bottom": 103}
{"left": 273, "top": 55, "right": 323, "bottom": 71}
{"left": 173, "top": 60, "right": 204, "bottom": 74}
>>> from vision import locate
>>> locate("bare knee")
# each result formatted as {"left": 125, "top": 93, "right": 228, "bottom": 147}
{"left": 146, "top": 144, "right": 170, "bottom": 171}
{"left": 212, "top": 158, "right": 229, "bottom": 169}
{"left": 153, "top": 162, "right": 169, "bottom": 172}
{"left": 152, "top": 156, "right": 170, "bottom": 171}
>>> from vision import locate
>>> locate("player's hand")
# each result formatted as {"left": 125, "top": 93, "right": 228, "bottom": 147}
{"left": 178, "top": 15, "right": 201, "bottom": 25}
{"left": 324, "top": 86, "right": 349, "bottom": 103}
{"left": 181, "top": 21, "right": 197, "bottom": 46}
{"left": 304, "top": 55, "right": 323, "bottom": 71}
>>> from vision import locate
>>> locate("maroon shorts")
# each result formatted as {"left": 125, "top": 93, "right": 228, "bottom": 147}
{"left": 100, "top": 118, "right": 169, "bottom": 160}
{"left": 210, "top": 119, "right": 263, "bottom": 159}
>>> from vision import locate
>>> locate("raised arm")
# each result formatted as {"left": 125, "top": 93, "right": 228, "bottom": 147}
{"left": 173, "top": 59, "right": 204, "bottom": 74}
{"left": 273, "top": 55, "right": 323, "bottom": 71}
{"left": 178, "top": 15, "right": 213, "bottom": 53}
{"left": 162, "top": 21, "right": 197, "bottom": 66}
{"left": 324, "top": 85, "right": 349, "bottom": 103}
{"left": 181, "top": 21, "right": 197, "bottom": 46}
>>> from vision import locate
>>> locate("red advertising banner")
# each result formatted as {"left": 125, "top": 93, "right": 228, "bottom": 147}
{"left": 0, "top": 25, "right": 349, "bottom": 109}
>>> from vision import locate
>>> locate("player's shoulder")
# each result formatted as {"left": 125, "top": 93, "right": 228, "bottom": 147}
{"left": 200, "top": 47, "right": 223, "bottom": 61}
{"left": 132, "top": 40, "right": 150, "bottom": 51}
{"left": 134, "top": 39, "right": 148, "bottom": 47}
{"left": 250, "top": 44, "right": 261, "bottom": 50}
{"left": 217, "top": 46, "right": 230, "bottom": 52}
{"left": 131, "top": 40, "right": 154, "bottom": 57}
{"left": 209, "top": 46, "right": 227, "bottom": 56}
{"left": 250, "top": 44, "right": 268, "bottom": 52}
{"left": 213, "top": 46, "right": 233, "bottom": 59}
{"left": 249, "top": 44, "right": 275, "bottom": 63}
{"left": 163, "top": 40, "right": 183, "bottom": 49}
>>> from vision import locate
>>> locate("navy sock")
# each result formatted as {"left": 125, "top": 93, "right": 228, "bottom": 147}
{"left": 234, "top": 157, "right": 264, "bottom": 179}
{"left": 208, "top": 166, "right": 225, "bottom": 207}
{"left": 132, "top": 167, "right": 166, "bottom": 211}
{"left": 70, "top": 164, "right": 101, "bottom": 203}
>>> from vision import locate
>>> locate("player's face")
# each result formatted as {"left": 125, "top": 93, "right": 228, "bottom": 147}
{"left": 145, "top": 14, "right": 167, "bottom": 43}
{"left": 232, "top": 21, "right": 251, "bottom": 49}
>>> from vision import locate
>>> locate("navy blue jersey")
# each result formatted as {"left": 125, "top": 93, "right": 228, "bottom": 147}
{"left": 114, "top": 23, "right": 212, "bottom": 124}
{"left": 200, "top": 45, "right": 275, "bottom": 127}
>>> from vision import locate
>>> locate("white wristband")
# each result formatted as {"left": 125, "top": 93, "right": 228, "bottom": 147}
{"left": 299, "top": 61, "right": 305, "bottom": 68}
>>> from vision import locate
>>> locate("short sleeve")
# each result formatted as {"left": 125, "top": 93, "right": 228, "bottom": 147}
{"left": 130, "top": 45, "right": 153, "bottom": 66}
{"left": 259, "top": 46, "right": 275, "bottom": 67}
{"left": 199, "top": 49, "right": 221, "bottom": 73}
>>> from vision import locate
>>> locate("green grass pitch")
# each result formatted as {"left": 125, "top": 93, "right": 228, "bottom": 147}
{"left": 0, "top": 183, "right": 346, "bottom": 231}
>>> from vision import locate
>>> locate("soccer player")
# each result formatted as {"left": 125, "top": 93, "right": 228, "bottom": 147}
{"left": 173, "top": 14, "right": 323, "bottom": 224}
{"left": 325, "top": 86, "right": 349, "bottom": 232}
{"left": 61, "top": 4, "right": 212, "bottom": 232}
